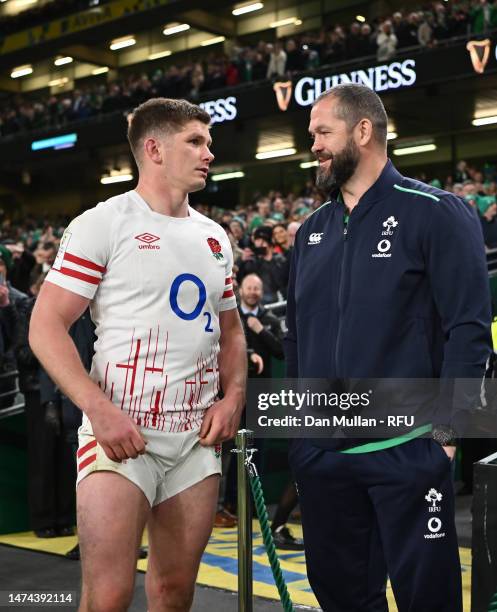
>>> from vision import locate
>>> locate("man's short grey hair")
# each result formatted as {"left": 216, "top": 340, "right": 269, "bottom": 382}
{"left": 314, "top": 84, "right": 388, "bottom": 148}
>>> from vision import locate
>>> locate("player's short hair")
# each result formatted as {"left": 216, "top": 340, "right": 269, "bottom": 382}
{"left": 127, "top": 97, "right": 211, "bottom": 165}
{"left": 314, "top": 84, "right": 388, "bottom": 148}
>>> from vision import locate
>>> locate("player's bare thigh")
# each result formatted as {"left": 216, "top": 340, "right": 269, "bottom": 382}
{"left": 77, "top": 471, "right": 150, "bottom": 612}
{"left": 145, "top": 474, "right": 220, "bottom": 612}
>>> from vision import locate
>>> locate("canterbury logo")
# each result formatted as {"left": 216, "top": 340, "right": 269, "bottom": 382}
{"left": 308, "top": 232, "right": 324, "bottom": 245}
{"left": 273, "top": 81, "right": 293, "bottom": 111}
{"left": 135, "top": 233, "right": 160, "bottom": 250}
{"left": 466, "top": 39, "right": 491, "bottom": 74}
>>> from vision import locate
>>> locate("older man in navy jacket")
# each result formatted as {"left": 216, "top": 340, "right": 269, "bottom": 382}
{"left": 285, "top": 84, "right": 492, "bottom": 612}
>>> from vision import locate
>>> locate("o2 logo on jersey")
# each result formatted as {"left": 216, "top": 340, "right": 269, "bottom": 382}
{"left": 169, "top": 273, "right": 214, "bottom": 333}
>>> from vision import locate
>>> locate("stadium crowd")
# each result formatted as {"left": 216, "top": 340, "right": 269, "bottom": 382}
{"left": 0, "top": 158, "right": 496, "bottom": 294}
{"left": 2, "top": 0, "right": 496, "bottom": 138}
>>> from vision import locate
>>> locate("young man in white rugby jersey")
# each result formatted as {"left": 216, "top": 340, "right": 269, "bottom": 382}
{"left": 29, "top": 98, "right": 247, "bottom": 612}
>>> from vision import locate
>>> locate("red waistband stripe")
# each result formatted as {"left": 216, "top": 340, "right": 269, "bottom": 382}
{"left": 78, "top": 454, "right": 97, "bottom": 472}
{"left": 77, "top": 439, "right": 97, "bottom": 458}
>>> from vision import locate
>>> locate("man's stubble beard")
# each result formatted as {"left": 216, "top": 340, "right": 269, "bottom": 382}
{"left": 315, "top": 136, "right": 360, "bottom": 193}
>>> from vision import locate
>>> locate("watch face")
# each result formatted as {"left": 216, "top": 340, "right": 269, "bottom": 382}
{"left": 432, "top": 426, "right": 457, "bottom": 446}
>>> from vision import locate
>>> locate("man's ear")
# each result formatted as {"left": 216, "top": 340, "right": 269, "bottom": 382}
{"left": 355, "top": 118, "right": 374, "bottom": 147}
{"left": 143, "top": 137, "right": 162, "bottom": 164}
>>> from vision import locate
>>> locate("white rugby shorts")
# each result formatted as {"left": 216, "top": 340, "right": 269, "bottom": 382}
{"left": 76, "top": 422, "right": 222, "bottom": 506}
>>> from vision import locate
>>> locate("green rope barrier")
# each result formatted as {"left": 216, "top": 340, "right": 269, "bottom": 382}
{"left": 245, "top": 451, "right": 295, "bottom": 612}
{"left": 489, "top": 589, "right": 497, "bottom": 612}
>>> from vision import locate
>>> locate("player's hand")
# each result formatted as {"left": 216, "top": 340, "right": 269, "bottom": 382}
{"left": 90, "top": 403, "right": 147, "bottom": 462}
{"left": 442, "top": 446, "right": 456, "bottom": 461}
{"left": 246, "top": 316, "right": 264, "bottom": 334}
{"left": 199, "top": 396, "right": 243, "bottom": 446}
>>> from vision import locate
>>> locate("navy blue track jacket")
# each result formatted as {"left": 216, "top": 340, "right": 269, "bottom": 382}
{"left": 284, "top": 160, "right": 492, "bottom": 448}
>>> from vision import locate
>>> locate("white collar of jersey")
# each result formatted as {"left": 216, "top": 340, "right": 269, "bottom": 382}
{"left": 130, "top": 190, "right": 198, "bottom": 220}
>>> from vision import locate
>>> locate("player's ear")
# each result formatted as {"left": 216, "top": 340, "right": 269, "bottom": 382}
{"left": 143, "top": 137, "right": 162, "bottom": 164}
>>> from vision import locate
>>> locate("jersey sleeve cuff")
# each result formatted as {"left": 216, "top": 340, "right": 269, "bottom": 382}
{"left": 45, "top": 270, "right": 97, "bottom": 300}
{"left": 219, "top": 297, "right": 237, "bottom": 311}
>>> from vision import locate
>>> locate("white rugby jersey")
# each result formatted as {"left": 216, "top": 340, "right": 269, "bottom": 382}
{"left": 46, "top": 190, "right": 237, "bottom": 433}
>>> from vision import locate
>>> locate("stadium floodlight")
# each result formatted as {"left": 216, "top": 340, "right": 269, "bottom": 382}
{"left": 393, "top": 143, "right": 436, "bottom": 156}
{"left": 472, "top": 115, "right": 497, "bottom": 127}
{"left": 211, "top": 171, "right": 245, "bottom": 181}
{"left": 54, "top": 56, "right": 73, "bottom": 66}
{"left": 300, "top": 160, "right": 318, "bottom": 169}
{"left": 256, "top": 147, "right": 297, "bottom": 159}
{"left": 110, "top": 36, "right": 136, "bottom": 51}
{"left": 356, "top": 15, "right": 366, "bottom": 22}
{"left": 163, "top": 23, "right": 190, "bottom": 36}
{"left": 92, "top": 66, "right": 109, "bottom": 75}
{"left": 201, "top": 36, "right": 226, "bottom": 47}
{"left": 387, "top": 131, "right": 398, "bottom": 140}
{"left": 148, "top": 50, "right": 172, "bottom": 60}
{"left": 31, "top": 133, "right": 77, "bottom": 151}
{"left": 232, "top": 2, "right": 263, "bottom": 16}
{"left": 11, "top": 64, "right": 33, "bottom": 78}
{"left": 101, "top": 170, "right": 134, "bottom": 184}
{"left": 269, "top": 17, "right": 301, "bottom": 28}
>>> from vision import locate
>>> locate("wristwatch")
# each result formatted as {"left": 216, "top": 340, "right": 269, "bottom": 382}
{"left": 431, "top": 424, "right": 458, "bottom": 447}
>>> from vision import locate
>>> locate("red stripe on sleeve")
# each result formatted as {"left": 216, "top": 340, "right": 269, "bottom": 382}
{"left": 78, "top": 454, "right": 97, "bottom": 472}
{"left": 77, "top": 439, "right": 97, "bottom": 458}
{"left": 64, "top": 252, "right": 106, "bottom": 273}
{"left": 225, "top": 277, "right": 232, "bottom": 285}
{"left": 58, "top": 267, "right": 101, "bottom": 285}
{"left": 222, "top": 289, "right": 234, "bottom": 299}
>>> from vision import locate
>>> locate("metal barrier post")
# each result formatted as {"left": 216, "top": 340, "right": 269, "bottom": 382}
{"left": 235, "top": 429, "right": 254, "bottom": 612}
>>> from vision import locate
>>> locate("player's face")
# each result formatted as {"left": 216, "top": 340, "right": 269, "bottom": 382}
{"left": 164, "top": 120, "right": 214, "bottom": 193}
{"left": 309, "top": 97, "right": 360, "bottom": 193}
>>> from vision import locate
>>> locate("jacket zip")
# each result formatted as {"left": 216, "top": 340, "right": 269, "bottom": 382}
{"left": 334, "top": 208, "right": 352, "bottom": 376}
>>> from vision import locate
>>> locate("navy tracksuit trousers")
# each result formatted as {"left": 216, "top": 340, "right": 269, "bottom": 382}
{"left": 289, "top": 437, "right": 462, "bottom": 612}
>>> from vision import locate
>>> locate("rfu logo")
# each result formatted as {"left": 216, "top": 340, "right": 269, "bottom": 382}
{"left": 382, "top": 216, "right": 399, "bottom": 236}
{"left": 308, "top": 232, "right": 324, "bottom": 245}
{"left": 425, "top": 488, "right": 443, "bottom": 512}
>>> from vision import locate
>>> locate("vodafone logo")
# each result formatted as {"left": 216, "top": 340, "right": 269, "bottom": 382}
{"left": 135, "top": 233, "right": 160, "bottom": 250}
{"left": 427, "top": 518, "right": 442, "bottom": 533}
{"left": 372, "top": 238, "right": 392, "bottom": 258}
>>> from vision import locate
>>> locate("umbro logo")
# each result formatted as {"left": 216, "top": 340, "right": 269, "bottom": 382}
{"left": 308, "top": 232, "right": 324, "bottom": 245}
{"left": 135, "top": 233, "right": 161, "bottom": 250}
